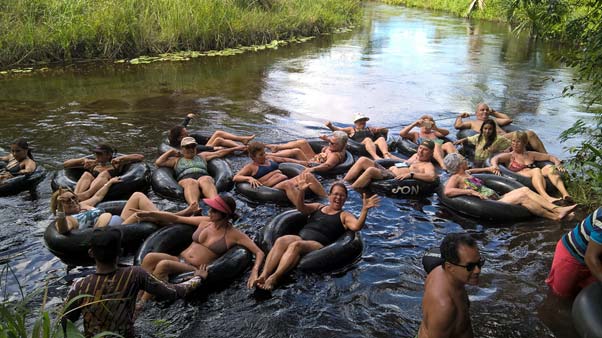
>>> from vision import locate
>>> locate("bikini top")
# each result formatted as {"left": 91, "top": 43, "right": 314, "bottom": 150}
{"left": 252, "top": 160, "right": 279, "bottom": 179}
{"left": 463, "top": 176, "right": 498, "bottom": 199}
{"left": 507, "top": 155, "right": 537, "bottom": 172}
{"left": 191, "top": 225, "right": 229, "bottom": 256}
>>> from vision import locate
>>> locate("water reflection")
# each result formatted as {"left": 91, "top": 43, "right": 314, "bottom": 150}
{"left": 0, "top": 2, "right": 588, "bottom": 337}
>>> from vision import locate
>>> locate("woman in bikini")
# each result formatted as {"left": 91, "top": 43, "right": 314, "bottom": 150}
{"left": 490, "top": 131, "right": 572, "bottom": 204}
{"left": 0, "top": 139, "right": 37, "bottom": 183}
{"left": 63, "top": 144, "right": 144, "bottom": 201}
{"left": 254, "top": 176, "right": 380, "bottom": 291}
{"left": 136, "top": 194, "right": 265, "bottom": 295}
{"left": 443, "top": 153, "right": 576, "bottom": 221}
{"left": 51, "top": 179, "right": 186, "bottom": 234}
{"left": 233, "top": 141, "right": 327, "bottom": 202}
{"left": 399, "top": 115, "right": 458, "bottom": 170}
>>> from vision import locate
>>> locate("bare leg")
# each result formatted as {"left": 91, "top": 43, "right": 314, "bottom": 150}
{"left": 542, "top": 165, "right": 571, "bottom": 199}
{"left": 207, "top": 130, "right": 255, "bottom": 146}
{"left": 362, "top": 139, "right": 382, "bottom": 160}
{"left": 197, "top": 176, "right": 218, "bottom": 199}
{"left": 121, "top": 192, "right": 160, "bottom": 223}
{"left": 140, "top": 253, "right": 192, "bottom": 300}
{"left": 259, "top": 240, "right": 323, "bottom": 290}
{"left": 343, "top": 157, "right": 375, "bottom": 182}
{"left": 374, "top": 137, "right": 391, "bottom": 158}
{"left": 432, "top": 143, "right": 446, "bottom": 169}
{"left": 261, "top": 172, "right": 288, "bottom": 187}
{"left": 95, "top": 213, "right": 112, "bottom": 227}
{"left": 522, "top": 168, "right": 558, "bottom": 202}
{"left": 442, "top": 142, "right": 458, "bottom": 155}
{"left": 352, "top": 167, "right": 387, "bottom": 189}
{"left": 266, "top": 140, "right": 315, "bottom": 159}
{"left": 526, "top": 130, "right": 547, "bottom": 153}
{"left": 77, "top": 171, "right": 111, "bottom": 201}
{"left": 256, "top": 236, "right": 302, "bottom": 284}
{"left": 179, "top": 178, "right": 201, "bottom": 206}
{"left": 208, "top": 137, "right": 239, "bottom": 148}
{"left": 74, "top": 172, "right": 94, "bottom": 194}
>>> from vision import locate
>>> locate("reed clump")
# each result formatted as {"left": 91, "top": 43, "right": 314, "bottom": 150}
{"left": 0, "top": 0, "right": 360, "bottom": 69}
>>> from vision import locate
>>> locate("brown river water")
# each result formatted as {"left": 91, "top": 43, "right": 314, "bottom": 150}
{"left": 0, "top": 2, "right": 592, "bottom": 337}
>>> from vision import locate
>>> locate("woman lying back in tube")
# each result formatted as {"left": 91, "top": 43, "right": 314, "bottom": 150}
{"left": 443, "top": 153, "right": 576, "bottom": 221}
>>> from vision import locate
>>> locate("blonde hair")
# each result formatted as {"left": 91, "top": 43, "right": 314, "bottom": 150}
{"left": 50, "top": 188, "right": 75, "bottom": 215}
{"left": 513, "top": 131, "right": 529, "bottom": 146}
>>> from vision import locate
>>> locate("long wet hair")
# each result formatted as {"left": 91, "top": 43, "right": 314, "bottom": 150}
{"left": 477, "top": 119, "right": 497, "bottom": 151}
{"left": 168, "top": 126, "right": 186, "bottom": 147}
{"left": 13, "top": 138, "right": 34, "bottom": 160}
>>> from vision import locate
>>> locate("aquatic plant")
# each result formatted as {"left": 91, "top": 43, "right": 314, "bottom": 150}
{"left": 0, "top": 0, "right": 360, "bottom": 69}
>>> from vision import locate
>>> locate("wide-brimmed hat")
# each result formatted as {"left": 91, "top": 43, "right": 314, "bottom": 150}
{"left": 353, "top": 113, "right": 370, "bottom": 123}
{"left": 91, "top": 144, "right": 114, "bottom": 154}
{"left": 203, "top": 195, "right": 233, "bottom": 214}
{"left": 180, "top": 136, "right": 198, "bottom": 147}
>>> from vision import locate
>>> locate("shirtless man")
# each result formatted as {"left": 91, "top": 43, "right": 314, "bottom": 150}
{"left": 454, "top": 102, "right": 547, "bottom": 153}
{"left": 418, "top": 233, "right": 484, "bottom": 338}
{"left": 343, "top": 139, "right": 437, "bottom": 189}
{"left": 266, "top": 131, "right": 348, "bottom": 174}
{"left": 325, "top": 112, "right": 391, "bottom": 160}
{"left": 399, "top": 115, "right": 458, "bottom": 170}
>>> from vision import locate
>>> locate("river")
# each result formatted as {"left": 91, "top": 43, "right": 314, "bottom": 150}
{"left": 0, "top": 2, "right": 589, "bottom": 337}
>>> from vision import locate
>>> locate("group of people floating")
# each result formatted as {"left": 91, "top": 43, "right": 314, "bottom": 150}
{"left": 1, "top": 103, "right": 599, "bottom": 338}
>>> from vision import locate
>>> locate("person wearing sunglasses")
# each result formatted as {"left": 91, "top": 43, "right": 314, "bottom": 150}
{"left": 418, "top": 233, "right": 484, "bottom": 338}
{"left": 265, "top": 131, "right": 348, "bottom": 174}
{"left": 63, "top": 144, "right": 144, "bottom": 201}
{"left": 0, "top": 139, "right": 37, "bottom": 183}
{"left": 155, "top": 136, "right": 245, "bottom": 206}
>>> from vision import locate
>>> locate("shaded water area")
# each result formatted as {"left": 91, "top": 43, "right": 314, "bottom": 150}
{"left": 0, "top": 2, "right": 591, "bottom": 337}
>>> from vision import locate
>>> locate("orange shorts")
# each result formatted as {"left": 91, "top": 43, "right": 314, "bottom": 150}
{"left": 545, "top": 240, "right": 596, "bottom": 297}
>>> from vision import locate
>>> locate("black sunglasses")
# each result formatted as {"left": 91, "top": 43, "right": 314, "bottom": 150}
{"left": 448, "top": 258, "right": 485, "bottom": 272}
{"left": 182, "top": 144, "right": 197, "bottom": 149}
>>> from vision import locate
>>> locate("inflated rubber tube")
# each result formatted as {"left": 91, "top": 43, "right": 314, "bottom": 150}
{"left": 368, "top": 159, "right": 439, "bottom": 198}
{"left": 436, "top": 173, "right": 532, "bottom": 221}
{"left": 422, "top": 247, "right": 443, "bottom": 274}
{"left": 51, "top": 157, "right": 150, "bottom": 201}
{"left": 484, "top": 158, "right": 557, "bottom": 194}
{"left": 235, "top": 163, "right": 305, "bottom": 204}
{"left": 395, "top": 137, "right": 453, "bottom": 157}
{"left": 260, "top": 209, "right": 363, "bottom": 273}
{"left": 134, "top": 224, "right": 252, "bottom": 286}
{"left": 151, "top": 158, "right": 233, "bottom": 201}
{"left": 43, "top": 200, "right": 160, "bottom": 266}
{"left": 306, "top": 139, "right": 354, "bottom": 176}
{"left": 0, "top": 165, "right": 47, "bottom": 197}
{"left": 158, "top": 131, "right": 215, "bottom": 155}
{"left": 572, "top": 282, "right": 602, "bottom": 338}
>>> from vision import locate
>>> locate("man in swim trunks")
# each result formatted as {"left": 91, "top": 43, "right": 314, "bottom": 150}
{"left": 343, "top": 140, "right": 438, "bottom": 189}
{"left": 266, "top": 131, "right": 348, "bottom": 174}
{"left": 63, "top": 144, "right": 144, "bottom": 200}
{"left": 418, "top": 233, "right": 484, "bottom": 338}
{"left": 62, "top": 228, "right": 207, "bottom": 338}
{"left": 325, "top": 112, "right": 391, "bottom": 160}
{"left": 546, "top": 207, "right": 602, "bottom": 297}
{"left": 454, "top": 102, "right": 547, "bottom": 153}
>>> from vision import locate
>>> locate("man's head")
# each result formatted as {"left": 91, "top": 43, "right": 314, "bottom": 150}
{"left": 329, "top": 131, "right": 348, "bottom": 152}
{"left": 353, "top": 113, "right": 370, "bottom": 128}
{"left": 475, "top": 103, "right": 491, "bottom": 121}
{"left": 417, "top": 139, "right": 434, "bottom": 162}
{"left": 440, "top": 233, "right": 483, "bottom": 286}
{"left": 92, "top": 144, "right": 114, "bottom": 162}
{"left": 90, "top": 228, "right": 123, "bottom": 264}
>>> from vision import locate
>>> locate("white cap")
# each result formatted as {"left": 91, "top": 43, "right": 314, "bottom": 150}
{"left": 353, "top": 112, "right": 370, "bottom": 123}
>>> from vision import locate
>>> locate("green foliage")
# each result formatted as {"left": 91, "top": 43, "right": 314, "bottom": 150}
{"left": 0, "top": 0, "right": 360, "bottom": 68}
{"left": 380, "top": 0, "right": 508, "bottom": 21}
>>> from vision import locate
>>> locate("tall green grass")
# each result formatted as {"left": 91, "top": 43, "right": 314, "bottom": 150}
{"left": 381, "top": 0, "right": 508, "bottom": 21}
{"left": 0, "top": 0, "right": 360, "bottom": 68}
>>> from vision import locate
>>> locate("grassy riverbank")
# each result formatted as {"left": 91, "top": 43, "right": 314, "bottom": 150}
{"left": 380, "top": 0, "right": 507, "bottom": 21}
{"left": 0, "top": 0, "right": 359, "bottom": 69}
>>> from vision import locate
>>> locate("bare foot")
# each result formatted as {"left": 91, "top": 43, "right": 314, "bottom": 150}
{"left": 266, "top": 144, "right": 279, "bottom": 153}
{"left": 259, "top": 276, "right": 278, "bottom": 291}
{"left": 373, "top": 155, "right": 383, "bottom": 161}
{"left": 557, "top": 204, "right": 578, "bottom": 220}
{"left": 180, "top": 202, "right": 200, "bottom": 216}
{"left": 242, "top": 135, "right": 256, "bottom": 145}
{"left": 253, "top": 275, "right": 266, "bottom": 288}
